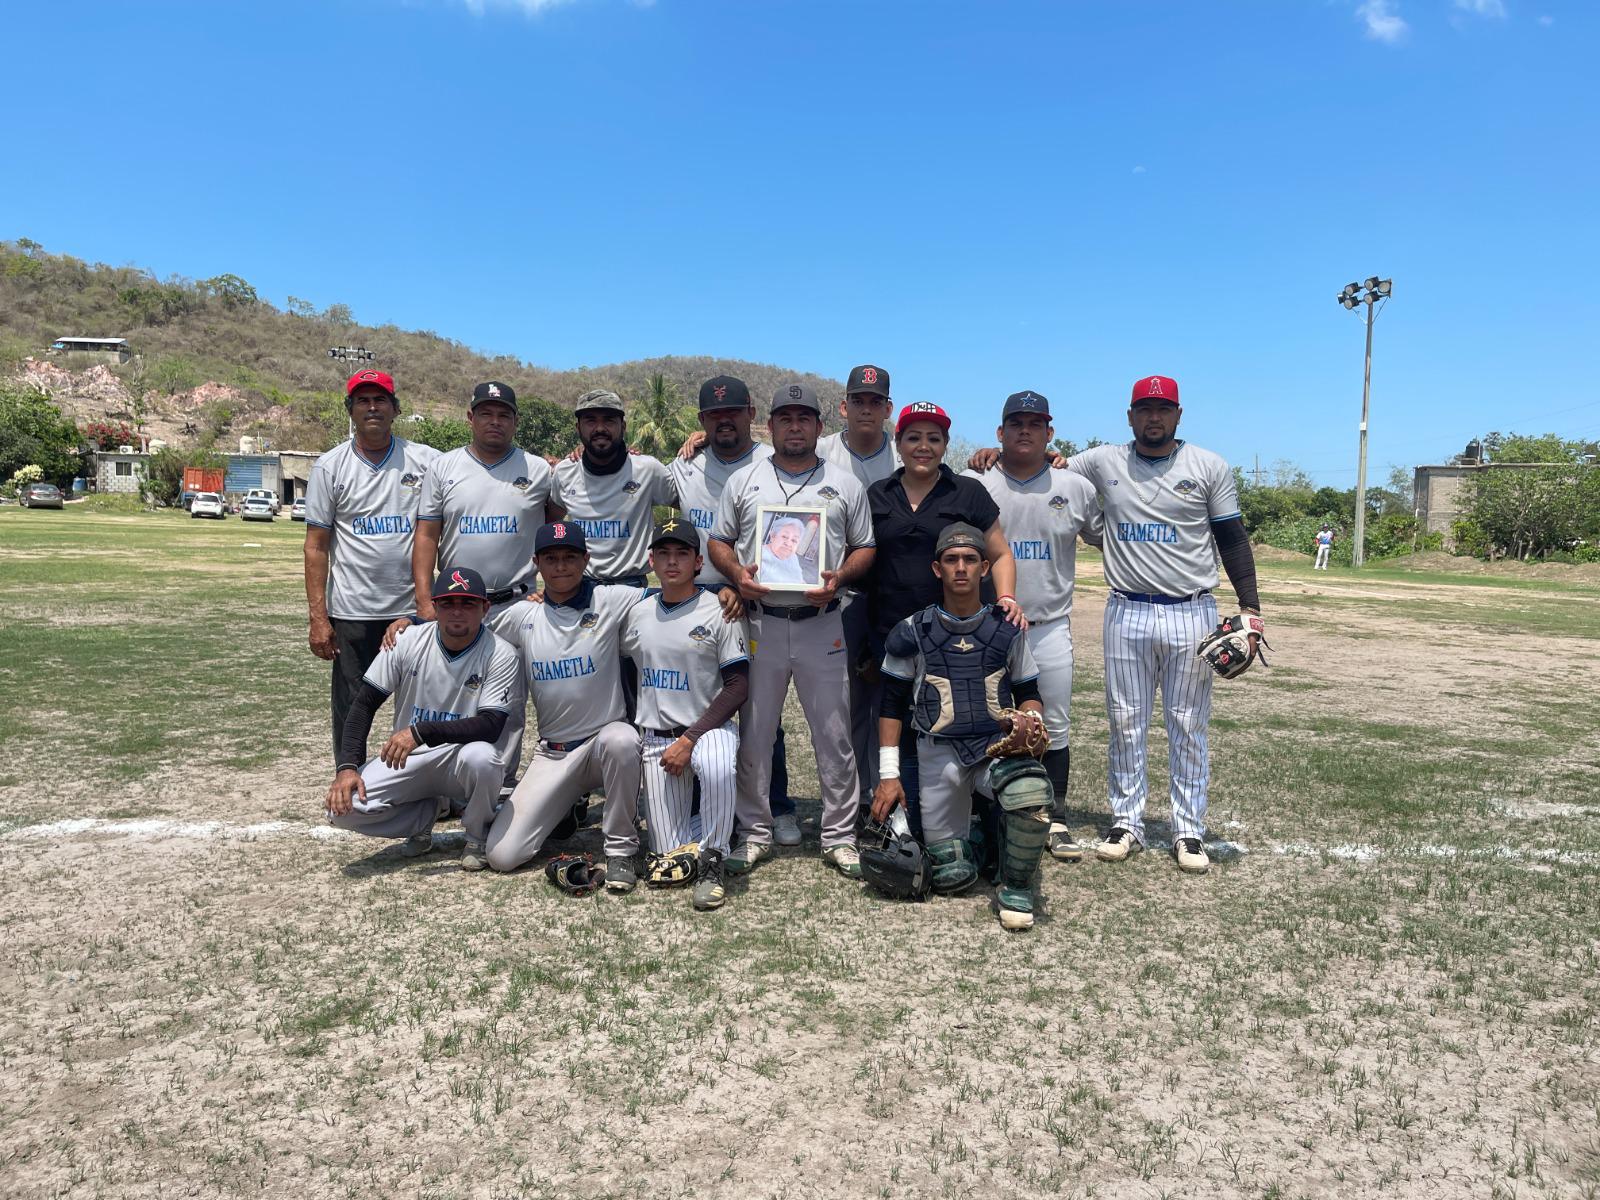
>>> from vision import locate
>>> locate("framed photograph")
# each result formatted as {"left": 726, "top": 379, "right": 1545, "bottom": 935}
{"left": 756, "top": 505, "right": 827, "bottom": 594}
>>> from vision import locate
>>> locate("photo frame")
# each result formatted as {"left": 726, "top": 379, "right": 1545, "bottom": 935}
{"left": 755, "top": 504, "right": 828, "bottom": 594}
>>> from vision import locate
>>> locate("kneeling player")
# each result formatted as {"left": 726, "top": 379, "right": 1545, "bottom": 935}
{"left": 870, "top": 524, "right": 1051, "bottom": 931}
{"left": 622, "top": 518, "right": 749, "bottom": 910}
{"left": 325, "top": 567, "right": 520, "bottom": 859}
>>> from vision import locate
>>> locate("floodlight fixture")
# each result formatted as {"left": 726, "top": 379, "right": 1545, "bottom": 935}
{"left": 1363, "top": 276, "right": 1381, "bottom": 291}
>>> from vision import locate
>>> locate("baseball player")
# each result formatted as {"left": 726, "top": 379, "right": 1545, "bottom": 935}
{"left": 1313, "top": 523, "right": 1335, "bottom": 570}
{"left": 709, "top": 382, "right": 877, "bottom": 878}
{"left": 1068, "top": 375, "right": 1264, "bottom": 874}
{"left": 870, "top": 523, "right": 1050, "bottom": 931}
{"left": 407, "top": 381, "right": 561, "bottom": 791}
{"left": 670, "top": 376, "right": 798, "bottom": 845}
{"left": 551, "top": 389, "right": 677, "bottom": 586}
{"left": 304, "top": 369, "right": 438, "bottom": 764}
{"left": 963, "top": 389, "right": 1104, "bottom": 860}
{"left": 622, "top": 518, "right": 749, "bottom": 910}
{"left": 483, "top": 522, "right": 646, "bottom": 888}
{"left": 325, "top": 566, "right": 520, "bottom": 863}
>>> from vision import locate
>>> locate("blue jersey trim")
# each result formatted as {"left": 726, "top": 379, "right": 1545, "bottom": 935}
{"left": 305, "top": 518, "right": 333, "bottom": 530}
{"left": 468, "top": 445, "right": 518, "bottom": 471}
{"left": 353, "top": 436, "right": 397, "bottom": 472}
{"left": 1209, "top": 512, "right": 1242, "bottom": 524}
{"left": 436, "top": 626, "right": 485, "bottom": 661}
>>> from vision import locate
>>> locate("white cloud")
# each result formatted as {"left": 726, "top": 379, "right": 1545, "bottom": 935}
{"left": 1454, "top": 0, "right": 1507, "bottom": 15}
{"left": 1132, "top": 165, "right": 1147, "bottom": 174}
{"left": 459, "top": 0, "right": 579, "bottom": 14}
{"left": 1356, "top": 0, "right": 1409, "bottom": 43}
{"left": 1538, "top": 13, "right": 1553, "bottom": 24}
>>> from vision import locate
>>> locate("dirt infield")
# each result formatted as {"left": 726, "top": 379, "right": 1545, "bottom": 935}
{"left": 2, "top": 509, "right": 1598, "bottom": 1199}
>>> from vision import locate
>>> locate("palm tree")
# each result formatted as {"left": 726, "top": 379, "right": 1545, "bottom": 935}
{"left": 628, "top": 373, "right": 696, "bottom": 462}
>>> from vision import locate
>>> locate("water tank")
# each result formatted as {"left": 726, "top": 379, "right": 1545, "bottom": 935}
{"left": 148, "top": 438, "right": 167, "bottom": 452}
{"left": 239, "top": 436, "right": 259, "bottom": 454}
{"left": 72, "top": 477, "right": 86, "bottom": 493}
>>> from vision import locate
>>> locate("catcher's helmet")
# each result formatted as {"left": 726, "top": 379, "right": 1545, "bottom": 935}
{"left": 860, "top": 810, "right": 932, "bottom": 901}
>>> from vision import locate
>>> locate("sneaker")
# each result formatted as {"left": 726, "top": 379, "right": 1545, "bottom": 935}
{"left": 774, "top": 812, "right": 803, "bottom": 847}
{"left": 1095, "top": 827, "right": 1142, "bottom": 862}
{"left": 725, "top": 839, "right": 773, "bottom": 875}
{"left": 693, "top": 850, "right": 726, "bottom": 910}
{"left": 399, "top": 832, "right": 434, "bottom": 858}
{"left": 460, "top": 840, "right": 488, "bottom": 872}
{"left": 605, "top": 855, "right": 638, "bottom": 893}
{"left": 1048, "top": 823, "right": 1085, "bottom": 862}
{"left": 997, "top": 886, "right": 1035, "bottom": 931}
{"left": 822, "top": 843, "right": 862, "bottom": 879}
{"left": 1172, "top": 837, "right": 1211, "bottom": 875}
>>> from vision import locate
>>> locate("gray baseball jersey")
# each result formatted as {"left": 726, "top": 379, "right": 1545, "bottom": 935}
{"left": 506, "top": 583, "right": 647, "bottom": 743}
{"left": 818, "top": 430, "right": 901, "bottom": 489}
{"left": 419, "top": 446, "right": 554, "bottom": 595}
{"left": 551, "top": 456, "right": 678, "bottom": 580}
{"left": 711, "top": 458, "right": 875, "bottom": 579}
{"left": 1068, "top": 441, "right": 1239, "bottom": 595}
{"left": 364, "top": 623, "right": 520, "bottom": 733}
{"left": 963, "top": 465, "right": 1103, "bottom": 624}
{"left": 621, "top": 589, "right": 748, "bottom": 730}
{"left": 305, "top": 436, "right": 438, "bottom": 621}
{"left": 669, "top": 442, "right": 774, "bottom": 588}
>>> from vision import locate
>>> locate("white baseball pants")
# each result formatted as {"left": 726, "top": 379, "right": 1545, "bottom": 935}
{"left": 1025, "top": 616, "right": 1075, "bottom": 752}
{"left": 640, "top": 723, "right": 738, "bottom": 856}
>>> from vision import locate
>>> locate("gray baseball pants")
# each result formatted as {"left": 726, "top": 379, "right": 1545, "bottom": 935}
{"left": 486, "top": 601, "right": 531, "bottom": 788}
{"left": 328, "top": 741, "right": 503, "bottom": 841}
{"left": 916, "top": 738, "right": 992, "bottom": 844}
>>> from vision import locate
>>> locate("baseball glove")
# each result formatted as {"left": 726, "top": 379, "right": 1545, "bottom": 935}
{"left": 1196, "top": 613, "right": 1272, "bottom": 679}
{"left": 644, "top": 842, "right": 700, "bottom": 889}
{"left": 985, "top": 708, "right": 1050, "bottom": 759}
{"left": 545, "top": 853, "right": 601, "bottom": 896}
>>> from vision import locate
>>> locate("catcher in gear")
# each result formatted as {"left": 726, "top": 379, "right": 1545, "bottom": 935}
{"left": 870, "top": 523, "right": 1051, "bottom": 930}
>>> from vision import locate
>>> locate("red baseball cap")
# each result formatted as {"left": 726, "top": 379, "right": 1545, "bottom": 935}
{"left": 895, "top": 401, "right": 952, "bottom": 436}
{"left": 1130, "top": 375, "right": 1179, "bottom": 406}
{"left": 346, "top": 369, "right": 397, "bottom": 398}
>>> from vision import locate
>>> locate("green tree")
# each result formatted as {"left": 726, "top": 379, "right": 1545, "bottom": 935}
{"left": 148, "top": 354, "right": 202, "bottom": 395}
{"left": 406, "top": 415, "right": 472, "bottom": 452}
{"left": 1465, "top": 464, "right": 1594, "bottom": 559}
{"left": 204, "top": 274, "right": 258, "bottom": 309}
{"left": 516, "top": 395, "right": 575, "bottom": 459}
{"left": 285, "top": 296, "right": 316, "bottom": 318}
{"left": 1051, "top": 436, "right": 1105, "bottom": 459}
{"left": 0, "top": 382, "right": 84, "bottom": 486}
{"left": 628, "top": 375, "right": 695, "bottom": 461}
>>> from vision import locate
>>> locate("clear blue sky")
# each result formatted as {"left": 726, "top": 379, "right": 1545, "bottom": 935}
{"left": 3, "top": 0, "right": 1595, "bottom": 484}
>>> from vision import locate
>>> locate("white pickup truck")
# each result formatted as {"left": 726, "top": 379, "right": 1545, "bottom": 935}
{"left": 244, "top": 488, "right": 281, "bottom": 515}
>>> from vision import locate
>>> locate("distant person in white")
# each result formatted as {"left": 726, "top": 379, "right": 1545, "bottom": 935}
{"left": 1313, "top": 523, "right": 1335, "bottom": 570}
{"left": 760, "top": 516, "right": 812, "bottom": 586}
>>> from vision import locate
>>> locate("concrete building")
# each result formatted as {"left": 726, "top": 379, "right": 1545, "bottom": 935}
{"left": 94, "top": 450, "right": 149, "bottom": 494}
{"left": 1414, "top": 462, "right": 1562, "bottom": 548}
{"left": 50, "top": 337, "right": 133, "bottom": 365}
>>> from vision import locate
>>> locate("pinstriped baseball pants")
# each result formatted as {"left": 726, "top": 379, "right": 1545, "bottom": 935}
{"left": 1102, "top": 592, "right": 1217, "bottom": 844}
{"left": 640, "top": 723, "right": 738, "bottom": 856}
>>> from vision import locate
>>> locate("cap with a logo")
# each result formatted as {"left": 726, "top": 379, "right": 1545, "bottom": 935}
{"left": 534, "top": 521, "right": 588, "bottom": 554}
{"left": 1002, "top": 390, "right": 1051, "bottom": 419}
{"left": 649, "top": 515, "right": 700, "bottom": 552}
{"left": 1130, "top": 375, "right": 1179, "bottom": 406}
{"left": 934, "top": 522, "right": 987, "bottom": 559}
{"left": 895, "top": 401, "right": 951, "bottom": 436}
{"left": 471, "top": 381, "right": 518, "bottom": 413}
{"left": 431, "top": 565, "right": 489, "bottom": 602}
{"left": 770, "top": 382, "right": 821, "bottom": 416}
{"left": 846, "top": 364, "right": 890, "bottom": 398}
{"left": 575, "top": 388, "right": 626, "bottom": 416}
{"left": 698, "top": 376, "right": 751, "bottom": 413}
{"left": 345, "top": 369, "right": 396, "bottom": 398}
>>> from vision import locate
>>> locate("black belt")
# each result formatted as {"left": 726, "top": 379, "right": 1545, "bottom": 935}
{"left": 756, "top": 599, "right": 840, "bottom": 621}
{"left": 487, "top": 582, "right": 532, "bottom": 606}
{"left": 539, "top": 735, "right": 592, "bottom": 753}
{"left": 591, "top": 573, "right": 649, "bottom": 588}
{"left": 640, "top": 724, "right": 689, "bottom": 739}
{"left": 1113, "top": 588, "right": 1211, "bottom": 605}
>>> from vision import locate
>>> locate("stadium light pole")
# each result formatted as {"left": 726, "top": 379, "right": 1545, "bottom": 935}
{"left": 328, "top": 345, "right": 376, "bottom": 441}
{"left": 1336, "top": 278, "right": 1393, "bottom": 567}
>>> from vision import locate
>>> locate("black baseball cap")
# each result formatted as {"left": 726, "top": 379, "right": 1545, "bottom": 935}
{"left": 770, "top": 382, "right": 821, "bottom": 415}
{"left": 649, "top": 516, "right": 700, "bottom": 552}
{"left": 698, "top": 376, "right": 751, "bottom": 412}
{"left": 846, "top": 364, "right": 890, "bottom": 397}
{"left": 471, "top": 381, "right": 518, "bottom": 413}
{"left": 534, "top": 521, "right": 588, "bottom": 554}
{"left": 575, "top": 388, "right": 626, "bottom": 416}
{"left": 431, "top": 565, "right": 489, "bottom": 602}
{"left": 1001, "top": 390, "right": 1051, "bottom": 419}
{"left": 934, "top": 522, "right": 987, "bottom": 559}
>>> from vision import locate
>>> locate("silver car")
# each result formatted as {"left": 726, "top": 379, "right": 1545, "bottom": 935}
{"left": 241, "top": 496, "right": 275, "bottom": 522}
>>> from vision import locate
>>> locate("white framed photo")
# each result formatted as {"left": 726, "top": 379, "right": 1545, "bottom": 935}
{"left": 756, "top": 505, "right": 827, "bottom": 594}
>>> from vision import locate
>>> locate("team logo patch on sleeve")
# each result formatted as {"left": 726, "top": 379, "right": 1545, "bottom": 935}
{"left": 579, "top": 611, "right": 599, "bottom": 629}
{"left": 688, "top": 624, "right": 712, "bottom": 642}
{"left": 817, "top": 485, "right": 840, "bottom": 500}
{"left": 464, "top": 672, "right": 482, "bottom": 691}
{"left": 623, "top": 480, "right": 642, "bottom": 494}
{"left": 1174, "top": 479, "right": 1198, "bottom": 494}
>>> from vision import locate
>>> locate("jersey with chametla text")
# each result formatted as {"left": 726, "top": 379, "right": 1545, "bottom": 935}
{"left": 419, "top": 445, "right": 554, "bottom": 597}
{"left": 551, "top": 455, "right": 678, "bottom": 580}
{"left": 622, "top": 589, "right": 748, "bottom": 730}
{"left": 506, "top": 582, "right": 648, "bottom": 743}
{"left": 669, "top": 442, "right": 774, "bottom": 588}
{"left": 1067, "top": 440, "right": 1240, "bottom": 596}
{"left": 363, "top": 622, "right": 520, "bottom": 758}
{"left": 711, "top": 457, "right": 875, "bottom": 586}
{"left": 305, "top": 436, "right": 439, "bottom": 622}
{"left": 818, "top": 429, "right": 901, "bottom": 489}
{"left": 961, "top": 464, "right": 1103, "bottom": 625}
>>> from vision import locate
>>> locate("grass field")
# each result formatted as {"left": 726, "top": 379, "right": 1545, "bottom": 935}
{"left": 2, "top": 506, "right": 1599, "bottom": 1199}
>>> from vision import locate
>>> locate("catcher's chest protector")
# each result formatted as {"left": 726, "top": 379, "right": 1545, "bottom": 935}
{"left": 908, "top": 606, "right": 1016, "bottom": 764}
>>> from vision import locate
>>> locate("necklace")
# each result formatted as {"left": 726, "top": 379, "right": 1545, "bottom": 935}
{"left": 771, "top": 456, "right": 823, "bottom": 505}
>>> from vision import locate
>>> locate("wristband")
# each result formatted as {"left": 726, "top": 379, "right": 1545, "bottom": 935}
{"left": 407, "top": 614, "right": 423, "bottom": 625}
{"left": 879, "top": 745, "right": 900, "bottom": 781}
{"left": 998, "top": 594, "right": 1016, "bottom": 604}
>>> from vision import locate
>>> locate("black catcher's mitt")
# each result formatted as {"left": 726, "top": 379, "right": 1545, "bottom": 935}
{"left": 1196, "top": 613, "right": 1271, "bottom": 679}
{"left": 644, "top": 843, "right": 700, "bottom": 889}
{"left": 545, "top": 853, "right": 601, "bottom": 896}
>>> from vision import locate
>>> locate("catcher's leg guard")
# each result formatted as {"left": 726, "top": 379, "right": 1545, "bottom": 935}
{"left": 925, "top": 837, "right": 978, "bottom": 894}
{"left": 990, "top": 757, "right": 1053, "bottom": 929}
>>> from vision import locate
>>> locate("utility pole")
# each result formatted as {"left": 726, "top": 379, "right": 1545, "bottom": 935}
{"left": 1337, "top": 278, "right": 1393, "bottom": 568}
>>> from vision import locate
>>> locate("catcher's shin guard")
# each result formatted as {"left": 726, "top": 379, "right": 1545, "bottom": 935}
{"left": 990, "top": 757, "right": 1052, "bottom": 917}
{"left": 925, "top": 837, "right": 979, "bottom": 894}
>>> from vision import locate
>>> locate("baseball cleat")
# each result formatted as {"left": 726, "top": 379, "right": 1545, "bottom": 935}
{"left": 399, "top": 832, "right": 434, "bottom": 858}
{"left": 774, "top": 812, "right": 803, "bottom": 847}
{"left": 1095, "top": 828, "right": 1142, "bottom": 862}
{"left": 1172, "top": 837, "right": 1211, "bottom": 875}
{"left": 821, "top": 843, "right": 862, "bottom": 879}
{"left": 605, "top": 855, "right": 639, "bottom": 893}
{"left": 692, "top": 849, "right": 726, "bottom": 910}
{"left": 1048, "top": 824, "right": 1085, "bottom": 862}
{"left": 460, "top": 840, "right": 488, "bottom": 872}
{"left": 725, "top": 839, "right": 773, "bottom": 875}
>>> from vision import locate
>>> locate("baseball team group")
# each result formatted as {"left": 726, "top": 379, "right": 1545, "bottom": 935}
{"left": 305, "top": 362, "right": 1266, "bottom": 930}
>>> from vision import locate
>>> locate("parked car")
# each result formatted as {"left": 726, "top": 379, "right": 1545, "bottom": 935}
{"left": 245, "top": 488, "right": 282, "bottom": 515}
{"left": 19, "top": 483, "right": 65, "bottom": 509}
{"left": 241, "top": 496, "right": 275, "bottom": 522}
{"left": 190, "top": 491, "right": 227, "bottom": 519}
{"left": 290, "top": 497, "right": 307, "bottom": 521}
